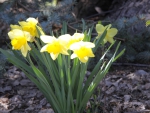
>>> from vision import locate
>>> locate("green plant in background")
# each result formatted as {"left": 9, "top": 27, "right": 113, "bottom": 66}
{"left": 0, "top": 17, "right": 124, "bottom": 113}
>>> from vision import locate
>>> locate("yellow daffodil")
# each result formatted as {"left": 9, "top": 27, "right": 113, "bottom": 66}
{"left": 8, "top": 29, "right": 31, "bottom": 57}
{"left": 70, "top": 41, "right": 95, "bottom": 63}
{"left": 96, "top": 24, "right": 118, "bottom": 43}
{"left": 59, "top": 33, "right": 84, "bottom": 48}
{"left": 40, "top": 35, "right": 69, "bottom": 60}
{"left": 19, "top": 17, "right": 44, "bottom": 39}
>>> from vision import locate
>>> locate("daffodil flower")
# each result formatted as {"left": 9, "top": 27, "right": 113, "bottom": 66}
{"left": 70, "top": 41, "right": 95, "bottom": 63}
{"left": 8, "top": 29, "right": 31, "bottom": 57}
{"left": 59, "top": 33, "right": 84, "bottom": 48}
{"left": 96, "top": 24, "right": 118, "bottom": 43}
{"left": 19, "top": 17, "right": 44, "bottom": 39}
{"left": 40, "top": 35, "right": 69, "bottom": 60}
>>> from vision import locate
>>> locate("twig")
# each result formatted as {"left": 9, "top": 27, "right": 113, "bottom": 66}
{"left": 84, "top": 9, "right": 116, "bottom": 20}
{"left": 67, "top": 24, "right": 82, "bottom": 33}
{"left": 17, "top": 1, "right": 31, "bottom": 12}
{"left": 113, "top": 63, "right": 150, "bottom": 67}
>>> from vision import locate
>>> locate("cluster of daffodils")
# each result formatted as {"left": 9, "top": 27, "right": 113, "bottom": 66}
{"left": 8, "top": 17, "right": 96, "bottom": 63}
{"left": 8, "top": 18, "right": 44, "bottom": 56}
{"left": 40, "top": 34, "right": 95, "bottom": 63}
{"left": 8, "top": 17, "right": 117, "bottom": 63}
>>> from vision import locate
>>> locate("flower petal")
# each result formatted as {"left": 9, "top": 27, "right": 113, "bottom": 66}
{"left": 70, "top": 43, "right": 80, "bottom": 50}
{"left": 82, "top": 42, "right": 95, "bottom": 48}
{"left": 79, "top": 57, "right": 88, "bottom": 63}
{"left": 26, "top": 17, "right": 38, "bottom": 24}
{"left": 21, "top": 43, "right": 31, "bottom": 57}
{"left": 50, "top": 53, "right": 58, "bottom": 60}
{"left": 8, "top": 29, "right": 24, "bottom": 39}
{"left": 106, "top": 36, "right": 114, "bottom": 44}
{"left": 96, "top": 24, "right": 105, "bottom": 34}
{"left": 72, "top": 33, "right": 84, "bottom": 40}
{"left": 10, "top": 25, "right": 22, "bottom": 30}
{"left": 40, "top": 44, "right": 49, "bottom": 52}
{"left": 71, "top": 53, "right": 77, "bottom": 59}
{"left": 40, "top": 35, "right": 55, "bottom": 43}
{"left": 23, "top": 31, "right": 31, "bottom": 41}
{"left": 107, "top": 28, "right": 118, "bottom": 37}
{"left": 19, "top": 21, "right": 28, "bottom": 26}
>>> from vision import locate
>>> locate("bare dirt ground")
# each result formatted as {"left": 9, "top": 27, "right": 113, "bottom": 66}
{"left": 0, "top": 66, "right": 150, "bottom": 113}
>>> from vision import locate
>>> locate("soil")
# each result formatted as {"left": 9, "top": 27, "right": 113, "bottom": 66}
{"left": 1, "top": 66, "right": 150, "bottom": 113}
{"left": 1, "top": 0, "right": 150, "bottom": 113}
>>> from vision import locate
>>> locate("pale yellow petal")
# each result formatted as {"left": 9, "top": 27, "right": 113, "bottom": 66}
{"left": 71, "top": 53, "right": 77, "bottom": 59}
{"left": 82, "top": 42, "right": 95, "bottom": 48}
{"left": 40, "top": 44, "right": 49, "bottom": 52}
{"left": 58, "top": 34, "right": 71, "bottom": 46}
{"left": 79, "top": 57, "right": 88, "bottom": 63}
{"left": 50, "top": 53, "right": 58, "bottom": 60}
{"left": 26, "top": 17, "right": 38, "bottom": 24}
{"left": 59, "top": 34, "right": 71, "bottom": 40}
{"left": 19, "top": 21, "right": 28, "bottom": 26}
{"left": 61, "top": 48, "right": 69, "bottom": 55}
{"left": 96, "top": 24, "right": 105, "bottom": 34}
{"left": 72, "top": 33, "right": 84, "bottom": 40}
{"left": 8, "top": 29, "right": 24, "bottom": 39}
{"left": 40, "top": 35, "right": 55, "bottom": 43}
{"left": 10, "top": 25, "right": 22, "bottom": 30}
{"left": 87, "top": 50, "right": 95, "bottom": 57}
{"left": 21, "top": 43, "right": 31, "bottom": 57}
{"left": 70, "top": 43, "right": 80, "bottom": 50}
{"left": 23, "top": 31, "right": 31, "bottom": 41}
{"left": 8, "top": 31, "right": 15, "bottom": 39}
{"left": 106, "top": 36, "right": 114, "bottom": 44}
{"left": 107, "top": 28, "right": 118, "bottom": 37}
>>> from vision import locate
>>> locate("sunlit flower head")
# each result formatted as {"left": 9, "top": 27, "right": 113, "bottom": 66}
{"left": 8, "top": 29, "right": 31, "bottom": 57}
{"left": 59, "top": 33, "right": 84, "bottom": 48}
{"left": 96, "top": 24, "right": 118, "bottom": 43}
{"left": 19, "top": 17, "right": 44, "bottom": 39}
{"left": 40, "top": 35, "right": 69, "bottom": 60}
{"left": 70, "top": 41, "right": 95, "bottom": 63}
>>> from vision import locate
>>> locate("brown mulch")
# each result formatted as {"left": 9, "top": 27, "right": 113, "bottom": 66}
{"left": 0, "top": 65, "right": 150, "bottom": 113}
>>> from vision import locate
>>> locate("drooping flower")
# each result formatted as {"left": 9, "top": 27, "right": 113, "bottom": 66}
{"left": 19, "top": 17, "right": 44, "bottom": 39}
{"left": 8, "top": 29, "right": 31, "bottom": 57}
{"left": 70, "top": 41, "right": 95, "bottom": 63}
{"left": 40, "top": 35, "right": 69, "bottom": 60}
{"left": 96, "top": 24, "right": 118, "bottom": 43}
{"left": 59, "top": 33, "right": 84, "bottom": 48}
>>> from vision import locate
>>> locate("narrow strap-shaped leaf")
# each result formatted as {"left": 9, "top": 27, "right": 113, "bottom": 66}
{"left": 84, "top": 41, "right": 115, "bottom": 92}
{"left": 0, "top": 49, "right": 34, "bottom": 75}
{"left": 79, "top": 42, "right": 124, "bottom": 111}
